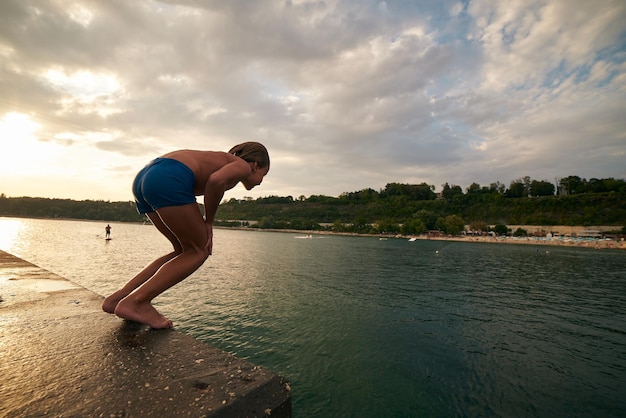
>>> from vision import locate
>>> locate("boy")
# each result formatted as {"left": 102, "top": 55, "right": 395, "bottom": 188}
{"left": 102, "top": 142, "right": 269, "bottom": 328}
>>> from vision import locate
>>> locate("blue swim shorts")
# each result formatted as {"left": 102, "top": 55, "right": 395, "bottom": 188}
{"left": 132, "top": 158, "right": 197, "bottom": 214}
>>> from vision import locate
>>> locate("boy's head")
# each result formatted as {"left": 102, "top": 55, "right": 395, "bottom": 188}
{"left": 229, "top": 142, "right": 270, "bottom": 170}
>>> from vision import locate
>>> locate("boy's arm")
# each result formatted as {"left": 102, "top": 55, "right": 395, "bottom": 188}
{"left": 203, "top": 160, "right": 251, "bottom": 224}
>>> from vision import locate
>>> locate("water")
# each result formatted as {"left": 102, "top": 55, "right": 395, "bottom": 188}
{"left": 1, "top": 217, "right": 625, "bottom": 417}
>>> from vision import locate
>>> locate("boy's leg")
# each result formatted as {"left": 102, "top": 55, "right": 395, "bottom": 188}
{"left": 102, "top": 212, "right": 182, "bottom": 313}
{"left": 114, "top": 203, "right": 209, "bottom": 328}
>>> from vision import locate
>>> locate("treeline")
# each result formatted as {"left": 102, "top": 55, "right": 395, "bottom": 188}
{"left": 1, "top": 175, "right": 625, "bottom": 235}
{"left": 0, "top": 195, "right": 144, "bottom": 222}
{"left": 215, "top": 176, "right": 626, "bottom": 235}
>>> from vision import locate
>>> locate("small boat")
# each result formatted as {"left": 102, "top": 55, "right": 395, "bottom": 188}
{"left": 294, "top": 234, "right": 313, "bottom": 239}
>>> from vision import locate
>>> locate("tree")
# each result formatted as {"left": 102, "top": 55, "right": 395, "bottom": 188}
{"left": 469, "top": 221, "right": 489, "bottom": 233}
{"left": 375, "top": 218, "right": 400, "bottom": 234}
{"left": 414, "top": 209, "right": 439, "bottom": 230}
{"left": 466, "top": 182, "right": 481, "bottom": 195}
{"left": 530, "top": 180, "right": 555, "bottom": 197}
{"left": 560, "top": 175, "right": 584, "bottom": 195}
{"left": 381, "top": 183, "right": 436, "bottom": 200}
{"left": 489, "top": 182, "right": 506, "bottom": 194}
{"left": 332, "top": 220, "right": 345, "bottom": 232}
{"left": 351, "top": 216, "right": 370, "bottom": 233}
{"left": 506, "top": 179, "right": 526, "bottom": 198}
{"left": 401, "top": 218, "right": 427, "bottom": 235}
{"left": 440, "top": 215, "right": 465, "bottom": 235}
{"left": 340, "top": 188, "right": 379, "bottom": 202}
{"left": 522, "top": 176, "right": 532, "bottom": 196}
{"left": 492, "top": 224, "right": 509, "bottom": 235}
{"left": 513, "top": 227, "right": 528, "bottom": 236}
{"left": 289, "top": 218, "right": 320, "bottom": 230}
{"left": 442, "top": 183, "right": 463, "bottom": 200}
{"left": 258, "top": 195, "right": 294, "bottom": 204}
{"left": 587, "top": 178, "right": 626, "bottom": 193}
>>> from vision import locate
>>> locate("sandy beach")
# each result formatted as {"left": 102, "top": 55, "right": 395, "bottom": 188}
{"left": 408, "top": 234, "right": 626, "bottom": 250}
{"left": 238, "top": 227, "right": 626, "bottom": 250}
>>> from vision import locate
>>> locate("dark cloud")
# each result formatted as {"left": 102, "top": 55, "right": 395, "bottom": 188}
{"left": 0, "top": 0, "right": 624, "bottom": 201}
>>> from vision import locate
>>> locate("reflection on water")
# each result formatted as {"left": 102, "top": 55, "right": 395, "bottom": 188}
{"left": 1, "top": 217, "right": 625, "bottom": 417}
{"left": 0, "top": 218, "right": 23, "bottom": 250}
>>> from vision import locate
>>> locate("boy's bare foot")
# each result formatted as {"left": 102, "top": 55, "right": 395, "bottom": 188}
{"left": 114, "top": 297, "right": 173, "bottom": 329}
{"left": 102, "top": 290, "right": 128, "bottom": 314}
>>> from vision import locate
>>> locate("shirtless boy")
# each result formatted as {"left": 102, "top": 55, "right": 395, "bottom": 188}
{"left": 102, "top": 142, "right": 270, "bottom": 328}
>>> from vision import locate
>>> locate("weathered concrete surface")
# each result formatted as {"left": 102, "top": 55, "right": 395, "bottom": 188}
{"left": 0, "top": 250, "right": 291, "bottom": 417}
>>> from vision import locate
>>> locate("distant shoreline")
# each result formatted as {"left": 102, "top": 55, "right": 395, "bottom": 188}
{"left": 408, "top": 234, "right": 626, "bottom": 250}
{"left": 1, "top": 216, "right": 624, "bottom": 251}
{"left": 224, "top": 227, "right": 626, "bottom": 251}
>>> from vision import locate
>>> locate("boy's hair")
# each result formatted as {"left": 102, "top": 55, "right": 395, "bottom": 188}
{"left": 229, "top": 142, "right": 270, "bottom": 169}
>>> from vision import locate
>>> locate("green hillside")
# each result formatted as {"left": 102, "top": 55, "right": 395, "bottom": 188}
{"left": 2, "top": 175, "right": 625, "bottom": 235}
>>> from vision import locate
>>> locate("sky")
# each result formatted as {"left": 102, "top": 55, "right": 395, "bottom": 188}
{"left": 0, "top": 0, "right": 625, "bottom": 203}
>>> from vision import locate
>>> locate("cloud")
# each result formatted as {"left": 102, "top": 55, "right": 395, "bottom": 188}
{"left": 0, "top": 0, "right": 624, "bottom": 202}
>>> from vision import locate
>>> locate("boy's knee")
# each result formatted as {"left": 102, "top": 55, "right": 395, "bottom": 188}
{"left": 183, "top": 243, "right": 209, "bottom": 261}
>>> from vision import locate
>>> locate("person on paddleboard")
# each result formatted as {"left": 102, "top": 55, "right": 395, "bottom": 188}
{"left": 102, "top": 142, "right": 270, "bottom": 328}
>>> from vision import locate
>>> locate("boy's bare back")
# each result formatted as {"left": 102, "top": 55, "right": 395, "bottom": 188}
{"left": 161, "top": 150, "right": 245, "bottom": 195}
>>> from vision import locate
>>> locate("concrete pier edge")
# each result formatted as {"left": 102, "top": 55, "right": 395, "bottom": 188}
{"left": 0, "top": 250, "right": 291, "bottom": 417}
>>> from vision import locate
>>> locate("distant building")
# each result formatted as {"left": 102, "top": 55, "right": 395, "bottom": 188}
{"left": 427, "top": 230, "right": 443, "bottom": 238}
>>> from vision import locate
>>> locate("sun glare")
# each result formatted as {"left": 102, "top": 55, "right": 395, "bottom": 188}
{"left": 1, "top": 112, "right": 39, "bottom": 136}
{"left": 0, "top": 218, "right": 22, "bottom": 251}
{"left": 0, "top": 112, "right": 59, "bottom": 177}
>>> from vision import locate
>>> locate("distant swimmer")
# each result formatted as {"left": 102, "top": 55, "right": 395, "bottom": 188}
{"left": 105, "top": 224, "right": 111, "bottom": 239}
{"left": 102, "top": 142, "right": 270, "bottom": 329}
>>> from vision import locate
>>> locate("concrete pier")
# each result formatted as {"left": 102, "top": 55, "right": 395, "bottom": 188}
{"left": 0, "top": 250, "right": 291, "bottom": 417}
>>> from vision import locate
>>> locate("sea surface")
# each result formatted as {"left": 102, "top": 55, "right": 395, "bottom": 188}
{"left": 1, "top": 217, "right": 625, "bottom": 418}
